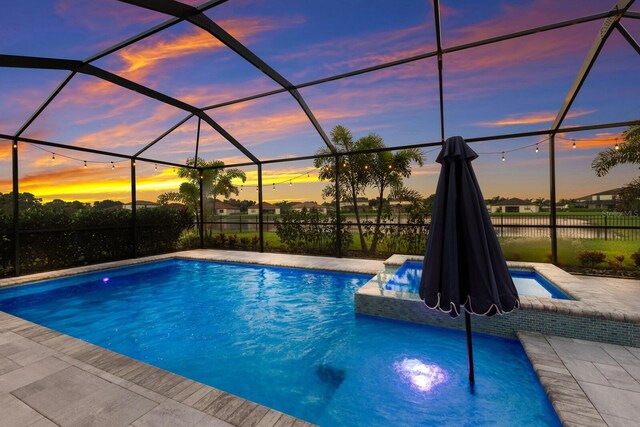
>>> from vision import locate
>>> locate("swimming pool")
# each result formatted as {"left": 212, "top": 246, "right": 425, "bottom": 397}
{"left": 385, "top": 261, "right": 571, "bottom": 299}
{"left": 0, "top": 259, "right": 560, "bottom": 426}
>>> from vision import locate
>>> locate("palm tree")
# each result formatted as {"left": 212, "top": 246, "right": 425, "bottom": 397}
{"left": 159, "top": 157, "right": 246, "bottom": 235}
{"left": 315, "top": 126, "right": 374, "bottom": 252}
{"left": 158, "top": 182, "right": 201, "bottom": 228}
{"left": 367, "top": 142, "right": 424, "bottom": 254}
{"left": 592, "top": 125, "right": 640, "bottom": 177}
{"left": 315, "top": 126, "right": 424, "bottom": 254}
{"left": 592, "top": 125, "right": 640, "bottom": 211}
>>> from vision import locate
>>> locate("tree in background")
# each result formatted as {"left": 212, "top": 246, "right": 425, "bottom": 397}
{"left": 592, "top": 125, "right": 640, "bottom": 211}
{"left": 315, "top": 125, "right": 424, "bottom": 255}
{"left": 315, "top": 126, "right": 374, "bottom": 252}
{"left": 367, "top": 143, "right": 424, "bottom": 254}
{"left": 93, "top": 200, "right": 123, "bottom": 210}
{"left": 158, "top": 157, "right": 246, "bottom": 234}
{"left": 158, "top": 182, "right": 200, "bottom": 224}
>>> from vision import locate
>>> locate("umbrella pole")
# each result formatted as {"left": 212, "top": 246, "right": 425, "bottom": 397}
{"left": 465, "top": 310, "right": 475, "bottom": 387}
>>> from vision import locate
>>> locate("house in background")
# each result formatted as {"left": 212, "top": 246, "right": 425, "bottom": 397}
{"left": 341, "top": 198, "right": 370, "bottom": 213}
{"left": 574, "top": 188, "right": 621, "bottom": 210}
{"left": 207, "top": 200, "right": 241, "bottom": 216}
{"left": 292, "top": 202, "right": 327, "bottom": 214}
{"left": 248, "top": 202, "right": 281, "bottom": 215}
{"left": 122, "top": 200, "right": 157, "bottom": 210}
{"left": 488, "top": 198, "right": 539, "bottom": 213}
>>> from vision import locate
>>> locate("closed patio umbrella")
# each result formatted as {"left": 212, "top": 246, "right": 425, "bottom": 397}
{"left": 419, "top": 136, "right": 519, "bottom": 386}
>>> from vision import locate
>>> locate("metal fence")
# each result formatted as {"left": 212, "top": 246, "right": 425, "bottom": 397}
{"left": 201, "top": 213, "right": 640, "bottom": 241}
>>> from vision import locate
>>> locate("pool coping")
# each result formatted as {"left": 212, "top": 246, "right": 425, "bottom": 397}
{"left": 0, "top": 250, "right": 384, "bottom": 290}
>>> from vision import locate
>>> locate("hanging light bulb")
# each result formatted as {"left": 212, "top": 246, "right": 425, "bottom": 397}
{"left": 84, "top": 161, "right": 87, "bottom": 169}
{"left": 342, "top": 161, "right": 346, "bottom": 168}
{"left": 240, "top": 184, "right": 243, "bottom": 192}
{"left": 572, "top": 140, "right": 576, "bottom": 149}
{"left": 256, "top": 186, "right": 259, "bottom": 192}
{"left": 13, "top": 142, "right": 17, "bottom": 149}
{"left": 364, "top": 164, "right": 369, "bottom": 170}
{"left": 111, "top": 161, "right": 115, "bottom": 170}
{"left": 289, "top": 180, "right": 292, "bottom": 187}
{"left": 272, "top": 183, "right": 276, "bottom": 191}
{"left": 132, "top": 160, "right": 136, "bottom": 166}
{"left": 535, "top": 144, "right": 539, "bottom": 153}
{"left": 51, "top": 153, "right": 55, "bottom": 163}
{"left": 154, "top": 164, "right": 158, "bottom": 171}
{"left": 614, "top": 139, "right": 619, "bottom": 151}
{"left": 388, "top": 164, "right": 392, "bottom": 170}
{"left": 501, "top": 152, "right": 505, "bottom": 162}
{"left": 307, "top": 172, "right": 310, "bottom": 178}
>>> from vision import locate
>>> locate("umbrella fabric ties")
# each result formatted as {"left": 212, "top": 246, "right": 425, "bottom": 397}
{"left": 419, "top": 136, "right": 520, "bottom": 387}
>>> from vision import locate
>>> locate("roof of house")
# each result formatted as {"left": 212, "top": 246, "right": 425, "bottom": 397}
{"left": 492, "top": 198, "right": 534, "bottom": 206}
{"left": 207, "top": 200, "right": 239, "bottom": 210}
{"left": 576, "top": 188, "right": 622, "bottom": 200}
{"left": 248, "top": 202, "right": 278, "bottom": 209}
{"left": 292, "top": 202, "right": 322, "bottom": 209}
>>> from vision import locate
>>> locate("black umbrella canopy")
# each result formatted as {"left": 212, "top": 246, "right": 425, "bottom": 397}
{"left": 420, "top": 136, "right": 519, "bottom": 317}
{"left": 419, "top": 136, "right": 519, "bottom": 386}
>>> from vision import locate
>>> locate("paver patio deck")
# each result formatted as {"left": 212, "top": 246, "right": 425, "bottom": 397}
{"left": 1, "top": 250, "right": 638, "bottom": 426}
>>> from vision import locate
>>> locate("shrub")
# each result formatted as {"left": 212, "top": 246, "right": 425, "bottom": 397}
{"left": 631, "top": 250, "right": 640, "bottom": 268}
{"left": 577, "top": 251, "right": 607, "bottom": 267}
{"left": 227, "top": 234, "right": 238, "bottom": 249}
{"left": 239, "top": 237, "right": 251, "bottom": 250}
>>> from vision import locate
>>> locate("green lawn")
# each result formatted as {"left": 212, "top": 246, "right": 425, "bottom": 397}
{"left": 498, "top": 238, "right": 639, "bottom": 269}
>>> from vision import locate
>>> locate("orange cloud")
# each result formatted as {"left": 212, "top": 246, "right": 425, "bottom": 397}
{"left": 556, "top": 131, "right": 623, "bottom": 150}
{"left": 477, "top": 109, "right": 596, "bottom": 127}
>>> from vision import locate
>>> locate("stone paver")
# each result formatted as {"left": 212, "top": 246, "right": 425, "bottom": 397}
{"left": 520, "top": 332, "right": 640, "bottom": 427}
{"left": 0, "top": 311, "right": 313, "bottom": 427}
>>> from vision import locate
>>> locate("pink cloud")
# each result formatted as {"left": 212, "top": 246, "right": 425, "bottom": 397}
{"left": 477, "top": 109, "right": 596, "bottom": 127}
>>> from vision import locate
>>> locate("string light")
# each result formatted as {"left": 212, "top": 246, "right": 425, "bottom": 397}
{"left": 572, "top": 139, "right": 576, "bottom": 149}
{"left": 289, "top": 180, "right": 292, "bottom": 187}
{"left": 272, "top": 183, "right": 276, "bottom": 190}
{"left": 501, "top": 151, "right": 505, "bottom": 162}
{"left": 51, "top": 153, "right": 55, "bottom": 163}
{"left": 364, "top": 164, "right": 369, "bottom": 170}
{"left": 535, "top": 144, "right": 539, "bottom": 153}
{"left": 615, "top": 138, "right": 619, "bottom": 150}
{"left": 111, "top": 161, "right": 115, "bottom": 170}
{"left": 84, "top": 161, "right": 87, "bottom": 169}
{"left": 240, "top": 184, "right": 243, "bottom": 192}
{"left": 256, "top": 186, "right": 259, "bottom": 192}
{"left": 388, "top": 164, "right": 392, "bottom": 170}
{"left": 154, "top": 164, "right": 158, "bottom": 171}
{"left": 132, "top": 160, "right": 136, "bottom": 166}
{"left": 13, "top": 142, "right": 17, "bottom": 149}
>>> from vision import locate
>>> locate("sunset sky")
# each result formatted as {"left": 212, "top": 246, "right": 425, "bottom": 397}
{"left": 1, "top": 0, "right": 638, "bottom": 204}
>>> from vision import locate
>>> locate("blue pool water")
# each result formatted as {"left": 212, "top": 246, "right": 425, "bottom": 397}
{"left": 0, "top": 259, "right": 560, "bottom": 426}
{"left": 385, "top": 261, "right": 571, "bottom": 299}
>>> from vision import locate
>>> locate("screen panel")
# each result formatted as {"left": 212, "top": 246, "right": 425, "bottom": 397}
{"left": 440, "top": 0, "right": 609, "bottom": 48}
{"left": 0, "top": 1, "right": 167, "bottom": 59}
{"left": 443, "top": 20, "right": 602, "bottom": 138}
{"left": 93, "top": 20, "right": 280, "bottom": 108}
{"left": 208, "top": 0, "right": 435, "bottom": 83}
{"left": 17, "top": 142, "right": 133, "bottom": 274}
{"left": 562, "top": 30, "right": 640, "bottom": 128}
{"left": 299, "top": 58, "right": 441, "bottom": 151}
{"left": 22, "top": 73, "right": 187, "bottom": 156}
{"left": 554, "top": 126, "right": 639, "bottom": 271}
